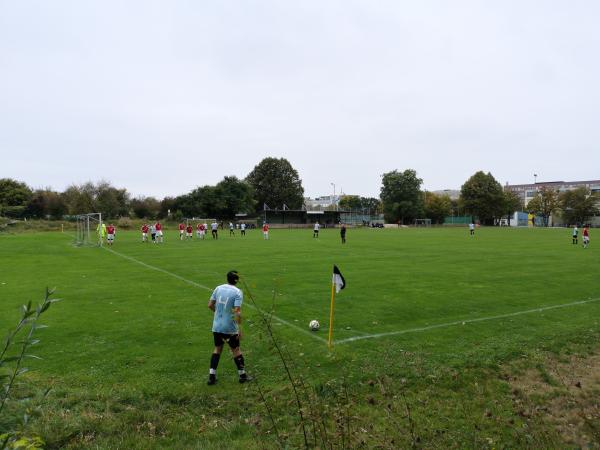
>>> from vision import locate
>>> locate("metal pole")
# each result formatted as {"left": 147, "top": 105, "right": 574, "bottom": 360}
{"left": 330, "top": 183, "right": 336, "bottom": 211}
{"left": 99, "top": 213, "right": 103, "bottom": 247}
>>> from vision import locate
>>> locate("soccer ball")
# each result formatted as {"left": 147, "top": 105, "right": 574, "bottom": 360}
{"left": 309, "top": 320, "right": 320, "bottom": 331}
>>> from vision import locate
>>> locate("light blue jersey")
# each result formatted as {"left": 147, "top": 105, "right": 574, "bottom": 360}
{"left": 210, "top": 284, "right": 243, "bottom": 334}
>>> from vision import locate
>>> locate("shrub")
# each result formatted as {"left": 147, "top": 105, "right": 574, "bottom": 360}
{"left": 117, "top": 217, "right": 133, "bottom": 229}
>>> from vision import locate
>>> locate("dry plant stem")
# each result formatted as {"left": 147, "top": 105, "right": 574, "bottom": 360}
{"left": 255, "top": 380, "right": 284, "bottom": 446}
{"left": 401, "top": 390, "right": 418, "bottom": 449}
{"left": 282, "top": 349, "right": 319, "bottom": 447}
{"left": 343, "top": 377, "right": 351, "bottom": 449}
{"left": 241, "top": 278, "right": 310, "bottom": 449}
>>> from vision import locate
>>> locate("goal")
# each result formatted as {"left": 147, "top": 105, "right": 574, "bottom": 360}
{"left": 75, "top": 213, "right": 103, "bottom": 247}
{"left": 414, "top": 218, "right": 432, "bottom": 227}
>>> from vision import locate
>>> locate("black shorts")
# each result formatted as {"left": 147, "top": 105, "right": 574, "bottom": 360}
{"left": 213, "top": 332, "right": 240, "bottom": 349}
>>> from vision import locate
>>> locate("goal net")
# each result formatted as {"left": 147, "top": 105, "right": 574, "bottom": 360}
{"left": 414, "top": 218, "right": 432, "bottom": 227}
{"left": 75, "top": 213, "right": 103, "bottom": 247}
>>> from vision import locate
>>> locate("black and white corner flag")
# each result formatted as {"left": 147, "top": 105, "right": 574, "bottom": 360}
{"left": 332, "top": 265, "right": 346, "bottom": 293}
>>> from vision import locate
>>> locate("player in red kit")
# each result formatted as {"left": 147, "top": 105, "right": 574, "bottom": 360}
{"left": 141, "top": 223, "right": 149, "bottom": 242}
{"left": 155, "top": 221, "right": 164, "bottom": 243}
{"left": 179, "top": 223, "right": 185, "bottom": 240}
{"left": 583, "top": 225, "right": 590, "bottom": 249}
{"left": 186, "top": 224, "right": 193, "bottom": 239}
{"left": 106, "top": 224, "right": 116, "bottom": 246}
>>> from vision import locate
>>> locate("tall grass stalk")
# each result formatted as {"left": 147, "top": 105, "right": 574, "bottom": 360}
{"left": 242, "top": 278, "right": 310, "bottom": 448}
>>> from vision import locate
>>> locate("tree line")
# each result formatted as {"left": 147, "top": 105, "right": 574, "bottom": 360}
{"left": 0, "top": 157, "right": 305, "bottom": 221}
{"left": 1, "top": 161, "right": 598, "bottom": 224}
{"left": 379, "top": 169, "right": 599, "bottom": 225}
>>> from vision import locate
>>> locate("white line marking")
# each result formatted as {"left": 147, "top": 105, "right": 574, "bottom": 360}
{"left": 104, "top": 247, "right": 327, "bottom": 343}
{"left": 105, "top": 247, "right": 213, "bottom": 290}
{"left": 335, "top": 297, "right": 600, "bottom": 344}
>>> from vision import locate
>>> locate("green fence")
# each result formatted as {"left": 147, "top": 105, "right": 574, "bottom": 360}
{"left": 444, "top": 216, "right": 471, "bottom": 225}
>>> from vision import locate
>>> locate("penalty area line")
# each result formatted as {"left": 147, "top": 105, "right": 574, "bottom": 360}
{"left": 103, "top": 247, "right": 327, "bottom": 344}
{"left": 336, "top": 297, "right": 600, "bottom": 345}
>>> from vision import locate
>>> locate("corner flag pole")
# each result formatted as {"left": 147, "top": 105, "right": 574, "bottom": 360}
{"left": 328, "top": 280, "right": 336, "bottom": 349}
{"left": 328, "top": 265, "right": 345, "bottom": 350}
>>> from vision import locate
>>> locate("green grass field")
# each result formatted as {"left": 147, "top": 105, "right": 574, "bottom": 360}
{"left": 1, "top": 226, "right": 599, "bottom": 448}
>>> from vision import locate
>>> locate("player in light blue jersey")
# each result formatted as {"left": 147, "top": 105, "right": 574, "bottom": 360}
{"left": 206, "top": 270, "right": 250, "bottom": 385}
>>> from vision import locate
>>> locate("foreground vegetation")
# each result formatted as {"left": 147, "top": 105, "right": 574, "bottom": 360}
{"left": 1, "top": 226, "right": 599, "bottom": 448}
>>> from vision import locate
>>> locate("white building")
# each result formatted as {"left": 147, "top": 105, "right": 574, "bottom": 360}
{"left": 505, "top": 179, "right": 600, "bottom": 207}
{"left": 304, "top": 195, "right": 340, "bottom": 210}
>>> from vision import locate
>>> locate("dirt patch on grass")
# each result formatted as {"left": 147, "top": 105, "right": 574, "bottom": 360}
{"left": 508, "top": 351, "right": 600, "bottom": 447}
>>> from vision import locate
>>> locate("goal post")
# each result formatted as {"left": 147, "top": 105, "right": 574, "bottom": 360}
{"left": 414, "top": 218, "right": 432, "bottom": 227}
{"left": 75, "top": 213, "right": 103, "bottom": 247}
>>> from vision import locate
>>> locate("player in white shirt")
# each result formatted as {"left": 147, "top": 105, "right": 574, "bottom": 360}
{"left": 313, "top": 222, "right": 320, "bottom": 238}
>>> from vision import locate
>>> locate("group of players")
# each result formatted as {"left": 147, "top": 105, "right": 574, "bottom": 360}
{"left": 175, "top": 221, "right": 250, "bottom": 240}
{"left": 572, "top": 224, "right": 591, "bottom": 249}
{"left": 138, "top": 220, "right": 252, "bottom": 243}
{"left": 99, "top": 220, "right": 342, "bottom": 245}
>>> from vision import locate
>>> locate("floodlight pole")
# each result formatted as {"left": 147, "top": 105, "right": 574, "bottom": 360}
{"left": 331, "top": 182, "right": 336, "bottom": 211}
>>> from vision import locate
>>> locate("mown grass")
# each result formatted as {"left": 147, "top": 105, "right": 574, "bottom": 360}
{"left": 0, "top": 226, "right": 599, "bottom": 448}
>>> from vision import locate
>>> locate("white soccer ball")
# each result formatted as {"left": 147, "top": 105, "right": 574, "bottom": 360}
{"left": 309, "top": 320, "right": 320, "bottom": 331}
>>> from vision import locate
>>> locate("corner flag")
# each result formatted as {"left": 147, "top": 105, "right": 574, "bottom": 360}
{"left": 332, "top": 265, "right": 346, "bottom": 293}
{"left": 328, "top": 265, "right": 345, "bottom": 349}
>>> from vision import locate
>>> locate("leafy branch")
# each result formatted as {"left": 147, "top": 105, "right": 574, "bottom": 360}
{"left": 0, "top": 288, "right": 60, "bottom": 416}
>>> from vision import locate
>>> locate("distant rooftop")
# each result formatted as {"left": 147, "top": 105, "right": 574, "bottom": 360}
{"left": 506, "top": 179, "right": 600, "bottom": 189}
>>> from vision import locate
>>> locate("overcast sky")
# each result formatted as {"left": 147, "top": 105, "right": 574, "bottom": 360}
{"left": 1, "top": 1, "right": 599, "bottom": 199}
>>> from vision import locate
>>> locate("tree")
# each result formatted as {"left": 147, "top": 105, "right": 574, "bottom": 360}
{"left": 338, "top": 195, "right": 362, "bottom": 210}
{"left": 26, "top": 189, "right": 67, "bottom": 219}
{"left": 361, "top": 197, "right": 381, "bottom": 214}
{"left": 130, "top": 196, "right": 160, "bottom": 219}
{"left": 424, "top": 192, "right": 452, "bottom": 224}
{"left": 246, "top": 157, "right": 304, "bottom": 211}
{"left": 213, "top": 176, "right": 256, "bottom": 218}
{"left": 502, "top": 190, "right": 522, "bottom": 226}
{"left": 526, "top": 187, "right": 559, "bottom": 226}
{"left": 380, "top": 170, "right": 424, "bottom": 224}
{"left": 460, "top": 171, "right": 504, "bottom": 225}
{"left": 559, "top": 187, "right": 600, "bottom": 225}
{"left": 159, "top": 197, "right": 176, "bottom": 219}
{"left": 0, "top": 178, "right": 33, "bottom": 218}
{"left": 62, "top": 183, "right": 96, "bottom": 215}
{"left": 190, "top": 186, "right": 218, "bottom": 218}
{"left": 61, "top": 181, "right": 130, "bottom": 218}
{"left": 95, "top": 181, "right": 130, "bottom": 219}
